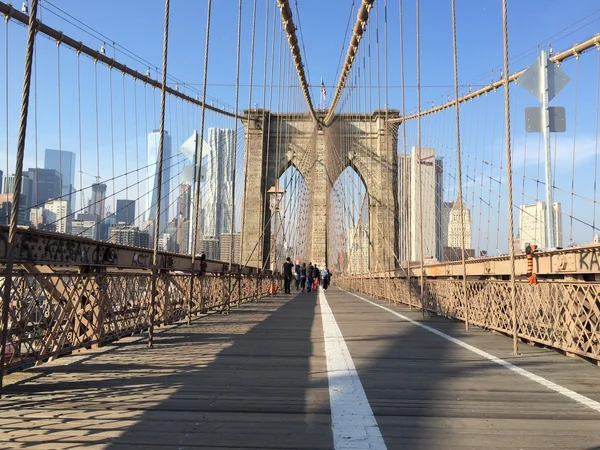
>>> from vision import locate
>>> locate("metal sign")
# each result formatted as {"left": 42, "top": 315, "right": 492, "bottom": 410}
{"left": 517, "top": 54, "right": 570, "bottom": 102}
{"left": 525, "top": 106, "right": 566, "bottom": 133}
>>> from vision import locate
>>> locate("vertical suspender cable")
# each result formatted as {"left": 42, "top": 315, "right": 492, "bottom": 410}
{"left": 228, "top": 0, "right": 243, "bottom": 311}
{"left": 148, "top": 0, "right": 171, "bottom": 348}
{"left": 0, "top": 0, "right": 38, "bottom": 397}
{"left": 398, "top": 0, "right": 411, "bottom": 309}
{"left": 501, "top": 0, "right": 518, "bottom": 356}
{"left": 240, "top": 0, "right": 259, "bottom": 269}
{"left": 415, "top": 0, "right": 425, "bottom": 316}
{"left": 451, "top": 0, "right": 469, "bottom": 330}
{"left": 188, "top": 0, "right": 212, "bottom": 325}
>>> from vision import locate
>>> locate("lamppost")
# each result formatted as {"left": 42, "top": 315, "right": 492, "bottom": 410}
{"left": 267, "top": 185, "right": 285, "bottom": 273}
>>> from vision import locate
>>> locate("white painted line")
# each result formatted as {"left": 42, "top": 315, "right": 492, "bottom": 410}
{"left": 340, "top": 288, "right": 600, "bottom": 415}
{"left": 319, "top": 288, "right": 387, "bottom": 450}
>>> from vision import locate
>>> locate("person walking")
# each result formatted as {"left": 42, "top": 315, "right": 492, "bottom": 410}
{"left": 282, "top": 257, "right": 294, "bottom": 294}
{"left": 312, "top": 265, "right": 320, "bottom": 290}
{"left": 321, "top": 266, "right": 330, "bottom": 290}
{"left": 306, "top": 262, "right": 314, "bottom": 292}
{"left": 300, "top": 263, "right": 307, "bottom": 292}
{"left": 294, "top": 262, "right": 301, "bottom": 290}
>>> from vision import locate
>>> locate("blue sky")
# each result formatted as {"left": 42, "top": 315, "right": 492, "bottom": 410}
{"left": 1, "top": 0, "right": 600, "bottom": 251}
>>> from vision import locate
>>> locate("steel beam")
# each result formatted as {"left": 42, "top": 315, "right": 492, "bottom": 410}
{"left": 0, "top": 1, "right": 237, "bottom": 119}
{"left": 0, "top": 226, "right": 267, "bottom": 275}
{"left": 365, "top": 244, "right": 600, "bottom": 278}
{"left": 389, "top": 33, "right": 600, "bottom": 124}
{"left": 276, "top": 0, "right": 318, "bottom": 122}
{"left": 324, "top": 0, "right": 375, "bottom": 125}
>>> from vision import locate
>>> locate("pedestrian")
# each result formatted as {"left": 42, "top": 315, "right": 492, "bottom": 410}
{"left": 321, "top": 266, "right": 329, "bottom": 289}
{"left": 300, "top": 263, "right": 307, "bottom": 292}
{"left": 306, "top": 262, "right": 314, "bottom": 292}
{"left": 282, "top": 257, "right": 294, "bottom": 294}
{"left": 295, "top": 261, "right": 301, "bottom": 290}
{"left": 312, "top": 264, "right": 320, "bottom": 290}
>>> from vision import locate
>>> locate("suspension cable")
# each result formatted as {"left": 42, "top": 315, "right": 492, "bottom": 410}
{"left": 148, "top": 0, "right": 171, "bottom": 348}
{"left": 0, "top": 0, "right": 39, "bottom": 398}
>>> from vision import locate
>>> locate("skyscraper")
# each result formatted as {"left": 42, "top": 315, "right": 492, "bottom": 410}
{"left": 409, "top": 147, "right": 444, "bottom": 261}
{"left": 4, "top": 174, "right": 33, "bottom": 209}
{"left": 518, "top": 201, "right": 562, "bottom": 250}
{"left": 12, "top": 169, "right": 61, "bottom": 208}
{"left": 146, "top": 130, "right": 172, "bottom": 237}
{"left": 116, "top": 199, "right": 136, "bottom": 225}
{"left": 447, "top": 198, "right": 472, "bottom": 249}
{"left": 88, "top": 183, "right": 107, "bottom": 219}
{"left": 0, "top": 169, "right": 3, "bottom": 194}
{"left": 204, "top": 128, "right": 235, "bottom": 238}
{"left": 44, "top": 149, "right": 76, "bottom": 210}
{"left": 44, "top": 199, "right": 71, "bottom": 234}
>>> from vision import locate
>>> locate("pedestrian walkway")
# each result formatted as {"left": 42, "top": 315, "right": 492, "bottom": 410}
{"left": 1, "top": 288, "right": 599, "bottom": 449}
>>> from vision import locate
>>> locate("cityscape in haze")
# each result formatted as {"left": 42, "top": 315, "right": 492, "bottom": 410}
{"left": 0, "top": 127, "right": 243, "bottom": 263}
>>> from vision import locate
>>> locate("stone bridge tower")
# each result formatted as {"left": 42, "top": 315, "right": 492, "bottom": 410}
{"left": 240, "top": 109, "right": 400, "bottom": 273}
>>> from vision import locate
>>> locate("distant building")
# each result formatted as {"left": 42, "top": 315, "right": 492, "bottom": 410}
{"left": 23, "top": 168, "right": 62, "bottom": 207}
{"left": 71, "top": 219, "right": 97, "bottom": 240}
{"left": 204, "top": 128, "right": 235, "bottom": 238}
{"left": 220, "top": 232, "right": 241, "bottom": 264}
{"left": 409, "top": 147, "right": 443, "bottom": 261}
{"left": 0, "top": 194, "right": 28, "bottom": 226}
{"left": 518, "top": 201, "right": 562, "bottom": 250}
{"left": 443, "top": 247, "right": 475, "bottom": 262}
{"left": 44, "top": 199, "right": 71, "bottom": 234}
{"left": 4, "top": 173, "right": 34, "bottom": 210}
{"left": 201, "top": 237, "right": 220, "bottom": 260}
{"left": 146, "top": 130, "right": 172, "bottom": 237}
{"left": 116, "top": 199, "right": 136, "bottom": 225}
{"left": 108, "top": 225, "right": 150, "bottom": 248}
{"left": 0, "top": 169, "right": 3, "bottom": 194}
{"left": 44, "top": 149, "right": 76, "bottom": 210}
{"left": 88, "top": 183, "right": 107, "bottom": 219}
{"left": 447, "top": 198, "right": 472, "bottom": 249}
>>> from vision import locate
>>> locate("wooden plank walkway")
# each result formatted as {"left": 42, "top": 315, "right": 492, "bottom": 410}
{"left": 0, "top": 287, "right": 599, "bottom": 449}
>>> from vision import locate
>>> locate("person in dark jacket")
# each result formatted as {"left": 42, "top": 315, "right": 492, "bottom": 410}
{"left": 294, "top": 262, "right": 301, "bottom": 290}
{"left": 312, "top": 265, "right": 320, "bottom": 290}
{"left": 306, "top": 263, "right": 314, "bottom": 292}
{"left": 282, "top": 257, "right": 294, "bottom": 294}
{"left": 300, "top": 263, "right": 307, "bottom": 292}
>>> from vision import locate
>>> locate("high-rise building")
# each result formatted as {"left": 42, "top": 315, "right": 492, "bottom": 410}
{"left": 220, "top": 232, "right": 241, "bottom": 264}
{"left": 146, "top": 130, "right": 172, "bottom": 238}
{"left": 204, "top": 128, "right": 235, "bottom": 238}
{"left": 44, "top": 149, "right": 76, "bottom": 210}
{"left": 348, "top": 223, "right": 370, "bottom": 274}
{"left": 201, "top": 237, "right": 220, "bottom": 260}
{"left": 3, "top": 174, "right": 33, "bottom": 210}
{"left": 44, "top": 199, "right": 71, "bottom": 234}
{"left": 397, "top": 154, "right": 411, "bottom": 263}
{"left": 518, "top": 201, "right": 563, "bottom": 251}
{"left": 0, "top": 169, "right": 3, "bottom": 194}
{"left": 440, "top": 201, "right": 454, "bottom": 249}
{"left": 109, "top": 225, "right": 150, "bottom": 248}
{"left": 24, "top": 168, "right": 62, "bottom": 208}
{"left": 447, "top": 198, "right": 472, "bottom": 249}
{"left": 71, "top": 219, "right": 97, "bottom": 240}
{"left": 0, "top": 194, "right": 28, "bottom": 226}
{"left": 178, "top": 184, "right": 191, "bottom": 220}
{"left": 116, "top": 199, "right": 136, "bottom": 225}
{"left": 409, "top": 147, "right": 443, "bottom": 261}
{"left": 88, "top": 183, "right": 107, "bottom": 219}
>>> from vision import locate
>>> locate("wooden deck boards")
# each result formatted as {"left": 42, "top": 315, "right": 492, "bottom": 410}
{"left": 1, "top": 288, "right": 599, "bottom": 449}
